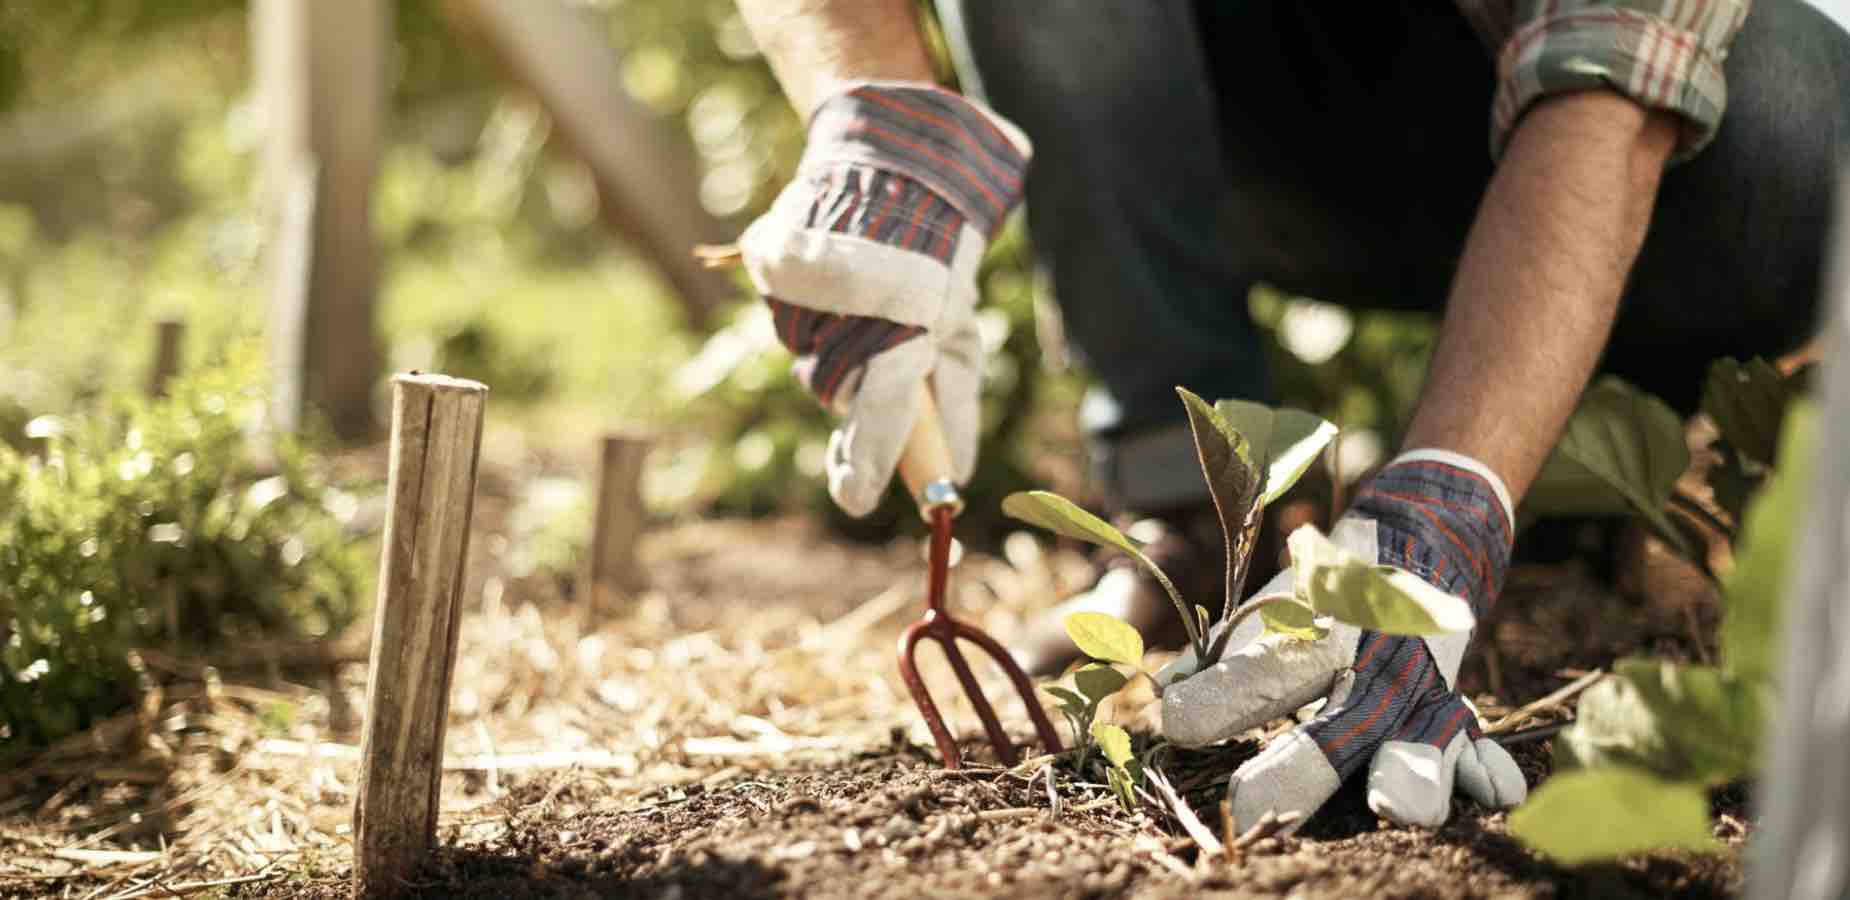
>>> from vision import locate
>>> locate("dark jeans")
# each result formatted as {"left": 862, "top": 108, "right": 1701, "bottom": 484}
{"left": 940, "top": 0, "right": 1850, "bottom": 510}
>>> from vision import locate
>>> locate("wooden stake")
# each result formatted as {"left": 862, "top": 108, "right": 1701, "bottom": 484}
{"left": 353, "top": 373, "right": 486, "bottom": 899}
{"left": 582, "top": 433, "right": 650, "bottom": 613}
{"left": 147, "top": 318, "right": 184, "bottom": 398}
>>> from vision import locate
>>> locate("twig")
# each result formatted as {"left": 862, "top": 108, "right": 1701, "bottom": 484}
{"left": 104, "top": 870, "right": 276, "bottom": 900}
{"left": 1490, "top": 722, "right": 1568, "bottom": 746}
{"left": 973, "top": 807, "right": 1040, "bottom": 823}
{"left": 1040, "top": 763, "right": 1061, "bottom": 819}
{"left": 1485, "top": 669, "right": 1604, "bottom": 735}
{"left": 1144, "top": 769, "right": 1222, "bottom": 856}
{"left": 1227, "top": 809, "right": 1302, "bottom": 853}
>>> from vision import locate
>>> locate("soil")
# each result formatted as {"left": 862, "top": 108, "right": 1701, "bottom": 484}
{"left": 2, "top": 455, "right": 1749, "bottom": 899}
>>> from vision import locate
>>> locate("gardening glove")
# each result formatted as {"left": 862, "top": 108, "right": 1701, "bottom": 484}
{"left": 1155, "top": 450, "right": 1528, "bottom": 832}
{"left": 738, "top": 82, "right": 1031, "bottom": 516}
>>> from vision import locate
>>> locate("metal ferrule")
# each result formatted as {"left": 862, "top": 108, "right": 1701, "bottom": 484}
{"left": 917, "top": 478, "right": 965, "bottom": 521}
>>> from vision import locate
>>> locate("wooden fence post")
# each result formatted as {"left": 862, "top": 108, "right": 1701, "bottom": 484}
{"left": 581, "top": 433, "right": 650, "bottom": 614}
{"left": 147, "top": 317, "right": 184, "bottom": 398}
{"left": 1746, "top": 166, "right": 1850, "bottom": 900}
{"left": 353, "top": 374, "right": 488, "bottom": 898}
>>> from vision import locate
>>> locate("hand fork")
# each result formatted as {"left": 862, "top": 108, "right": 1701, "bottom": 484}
{"left": 895, "top": 385, "right": 1063, "bottom": 769}
{"left": 690, "top": 243, "right": 1062, "bottom": 768}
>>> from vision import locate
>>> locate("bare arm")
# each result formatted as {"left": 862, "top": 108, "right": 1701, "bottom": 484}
{"left": 736, "top": 0, "right": 937, "bottom": 120}
{"left": 1402, "top": 91, "right": 1679, "bottom": 501}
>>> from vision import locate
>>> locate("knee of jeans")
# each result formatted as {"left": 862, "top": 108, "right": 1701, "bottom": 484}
{"left": 1654, "top": 0, "right": 1850, "bottom": 342}
{"left": 1710, "top": 0, "right": 1850, "bottom": 189}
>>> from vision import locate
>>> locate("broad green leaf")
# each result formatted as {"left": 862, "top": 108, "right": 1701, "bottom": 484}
{"left": 1004, "top": 491, "right": 1188, "bottom": 633}
{"left": 1257, "top": 598, "right": 1326, "bottom": 641}
{"left": 1211, "top": 397, "right": 1340, "bottom": 505}
{"left": 1003, "top": 491, "right": 1141, "bottom": 557}
{"left": 1702, "top": 357, "right": 1798, "bottom": 466}
{"left": 1286, "top": 526, "right": 1474, "bottom": 635}
{"left": 1063, "top": 612, "right": 1144, "bottom": 667}
{"left": 1510, "top": 767, "right": 1718, "bottom": 864}
{"left": 1178, "top": 388, "right": 1263, "bottom": 620}
{"left": 1523, "top": 377, "right": 1692, "bottom": 555}
{"left": 1555, "top": 660, "right": 1766, "bottom": 785}
{"left": 1091, "top": 721, "right": 1134, "bottom": 767}
{"left": 1075, "top": 662, "right": 1130, "bottom": 703}
{"left": 1722, "top": 402, "right": 1813, "bottom": 683}
{"left": 1043, "top": 686, "right": 1088, "bottom": 716}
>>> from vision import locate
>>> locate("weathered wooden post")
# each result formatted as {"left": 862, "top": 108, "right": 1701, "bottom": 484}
{"left": 147, "top": 317, "right": 184, "bottom": 398}
{"left": 353, "top": 374, "right": 487, "bottom": 898}
{"left": 1746, "top": 166, "right": 1850, "bottom": 900}
{"left": 581, "top": 433, "right": 650, "bottom": 615}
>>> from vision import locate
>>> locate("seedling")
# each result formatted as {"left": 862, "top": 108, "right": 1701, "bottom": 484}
{"left": 1009, "top": 388, "right": 1476, "bottom": 774}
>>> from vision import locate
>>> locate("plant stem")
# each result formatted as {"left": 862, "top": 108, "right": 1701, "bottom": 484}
{"left": 1206, "top": 594, "right": 1313, "bottom": 662}
{"left": 1143, "top": 558, "right": 1209, "bottom": 663}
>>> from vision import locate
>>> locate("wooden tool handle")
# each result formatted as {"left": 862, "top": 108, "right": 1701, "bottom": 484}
{"left": 897, "top": 383, "right": 964, "bottom": 519}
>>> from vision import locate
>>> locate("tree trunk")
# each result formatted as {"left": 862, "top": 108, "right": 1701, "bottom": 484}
{"left": 440, "top": 0, "right": 736, "bottom": 330}
{"left": 252, "top": 0, "right": 389, "bottom": 440}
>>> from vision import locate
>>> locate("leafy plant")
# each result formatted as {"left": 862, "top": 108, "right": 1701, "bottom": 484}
{"left": 0, "top": 352, "right": 370, "bottom": 752}
{"left": 1511, "top": 400, "right": 1814, "bottom": 864}
{"left": 1014, "top": 389, "right": 1476, "bottom": 789}
{"left": 1006, "top": 388, "right": 1469, "bottom": 670}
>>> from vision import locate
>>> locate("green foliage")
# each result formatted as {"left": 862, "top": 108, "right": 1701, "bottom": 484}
{"left": 1702, "top": 357, "right": 1799, "bottom": 467}
{"left": 1208, "top": 397, "right": 1340, "bottom": 506}
{"left": 1510, "top": 768, "right": 1719, "bottom": 865}
{"left": 1091, "top": 720, "right": 1144, "bottom": 812}
{"left": 1011, "top": 391, "right": 1457, "bottom": 672}
{"left": 1178, "top": 388, "right": 1261, "bottom": 635}
{"left": 1513, "top": 395, "right": 1814, "bottom": 864}
{"left": 1285, "top": 525, "right": 1475, "bottom": 636}
{"left": 1720, "top": 402, "right": 1812, "bottom": 682}
{"left": 1044, "top": 659, "right": 1133, "bottom": 775}
{"left": 0, "top": 354, "right": 369, "bottom": 751}
{"left": 1063, "top": 612, "right": 1144, "bottom": 668}
{"left": 1525, "top": 377, "right": 1692, "bottom": 555}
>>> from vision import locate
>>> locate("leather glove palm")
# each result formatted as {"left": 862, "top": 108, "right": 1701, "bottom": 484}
{"left": 738, "top": 82, "right": 1030, "bottom": 516}
{"left": 1157, "top": 451, "right": 1529, "bottom": 831}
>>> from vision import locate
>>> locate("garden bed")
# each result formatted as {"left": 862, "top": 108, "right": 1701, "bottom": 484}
{"left": 0, "top": 460, "right": 1746, "bottom": 899}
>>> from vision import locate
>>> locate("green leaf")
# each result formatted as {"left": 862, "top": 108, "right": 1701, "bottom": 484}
{"left": 1075, "top": 662, "right": 1130, "bottom": 703}
{"left": 1091, "top": 721, "right": 1134, "bottom": 768}
{"left": 1002, "top": 491, "right": 1141, "bottom": 557}
{"left": 1210, "top": 397, "right": 1339, "bottom": 505}
{"left": 1178, "top": 388, "right": 1263, "bottom": 622}
{"left": 1555, "top": 660, "right": 1766, "bottom": 785}
{"left": 1286, "top": 526, "right": 1474, "bottom": 635}
{"left": 1257, "top": 597, "right": 1327, "bottom": 641}
{"left": 1004, "top": 491, "right": 1189, "bottom": 640}
{"left": 1722, "top": 401, "right": 1813, "bottom": 683}
{"left": 1063, "top": 612, "right": 1145, "bottom": 667}
{"left": 1510, "top": 767, "right": 1719, "bottom": 864}
{"left": 1524, "top": 377, "right": 1692, "bottom": 555}
{"left": 1702, "top": 357, "right": 1799, "bottom": 466}
{"left": 1043, "top": 685, "right": 1088, "bottom": 716}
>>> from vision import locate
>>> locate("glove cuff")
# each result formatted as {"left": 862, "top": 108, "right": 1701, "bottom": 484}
{"left": 802, "top": 82, "right": 1030, "bottom": 239}
{"left": 1348, "top": 450, "right": 1514, "bottom": 623}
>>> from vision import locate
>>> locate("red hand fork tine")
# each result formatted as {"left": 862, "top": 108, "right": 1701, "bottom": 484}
{"left": 894, "top": 386, "right": 1063, "bottom": 769}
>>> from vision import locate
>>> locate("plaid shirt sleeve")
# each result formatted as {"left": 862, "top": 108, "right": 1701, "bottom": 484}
{"left": 1458, "top": 0, "right": 1752, "bottom": 164}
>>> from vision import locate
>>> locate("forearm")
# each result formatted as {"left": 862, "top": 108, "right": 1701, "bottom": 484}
{"left": 736, "top": 0, "right": 937, "bottom": 119}
{"left": 1402, "top": 90, "right": 1679, "bottom": 501}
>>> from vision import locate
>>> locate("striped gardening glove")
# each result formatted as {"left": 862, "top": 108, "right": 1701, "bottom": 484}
{"left": 1156, "top": 451, "right": 1529, "bottom": 831}
{"left": 738, "top": 82, "right": 1030, "bottom": 516}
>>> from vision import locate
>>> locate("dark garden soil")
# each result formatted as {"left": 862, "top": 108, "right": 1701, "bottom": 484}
{"left": 3, "top": 454, "right": 1748, "bottom": 899}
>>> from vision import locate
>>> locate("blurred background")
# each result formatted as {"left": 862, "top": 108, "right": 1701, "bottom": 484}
{"left": 5, "top": 0, "right": 1835, "bottom": 756}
